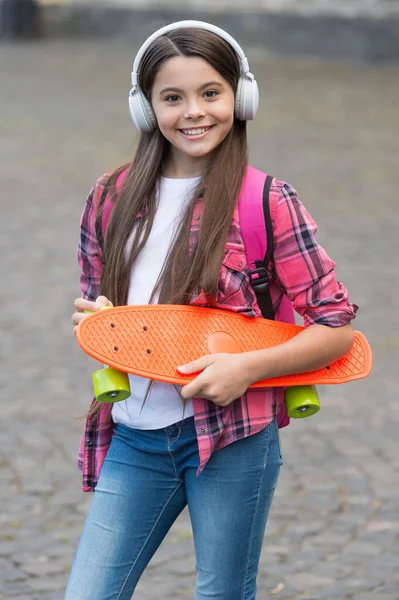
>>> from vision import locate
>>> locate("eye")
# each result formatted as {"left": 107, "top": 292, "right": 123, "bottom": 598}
{"left": 204, "top": 90, "right": 219, "bottom": 99}
{"left": 165, "top": 95, "right": 180, "bottom": 103}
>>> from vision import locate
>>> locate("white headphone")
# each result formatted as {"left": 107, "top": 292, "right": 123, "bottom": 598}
{"left": 128, "top": 20, "right": 259, "bottom": 133}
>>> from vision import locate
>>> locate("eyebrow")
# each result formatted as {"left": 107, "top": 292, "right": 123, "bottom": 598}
{"left": 159, "top": 81, "right": 224, "bottom": 95}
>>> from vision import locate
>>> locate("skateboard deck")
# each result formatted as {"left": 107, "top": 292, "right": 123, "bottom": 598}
{"left": 76, "top": 305, "right": 372, "bottom": 388}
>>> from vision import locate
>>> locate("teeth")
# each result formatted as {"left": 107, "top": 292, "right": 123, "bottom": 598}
{"left": 181, "top": 127, "right": 210, "bottom": 136}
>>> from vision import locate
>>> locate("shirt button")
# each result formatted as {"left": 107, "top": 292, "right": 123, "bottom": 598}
{"left": 199, "top": 428, "right": 206, "bottom": 434}
{"left": 196, "top": 215, "right": 201, "bottom": 221}
{"left": 86, "top": 439, "right": 93, "bottom": 447}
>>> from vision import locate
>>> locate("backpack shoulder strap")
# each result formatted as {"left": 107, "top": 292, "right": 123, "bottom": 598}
{"left": 238, "top": 166, "right": 275, "bottom": 320}
{"left": 262, "top": 174, "right": 274, "bottom": 269}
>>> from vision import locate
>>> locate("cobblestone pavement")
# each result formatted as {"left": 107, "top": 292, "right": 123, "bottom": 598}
{"left": 0, "top": 38, "right": 398, "bottom": 599}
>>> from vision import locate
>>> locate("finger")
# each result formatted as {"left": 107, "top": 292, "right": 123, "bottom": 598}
{"left": 71, "top": 312, "right": 87, "bottom": 326}
{"left": 180, "top": 372, "right": 207, "bottom": 400}
{"left": 72, "top": 311, "right": 84, "bottom": 324}
{"left": 177, "top": 354, "right": 215, "bottom": 375}
{"left": 74, "top": 298, "right": 100, "bottom": 312}
{"left": 95, "top": 295, "right": 113, "bottom": 307}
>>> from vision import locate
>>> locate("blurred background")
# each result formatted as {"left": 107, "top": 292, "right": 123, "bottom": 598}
{"left": 1, "top": 1, "right": 399, "bottom": 599}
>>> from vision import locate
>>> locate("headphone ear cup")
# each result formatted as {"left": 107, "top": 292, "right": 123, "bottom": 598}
{"left": 234, "top": 77, "right": 244, "bottom": 121}
{"left": 235, "top": 76, "right": 259, "bottom": 121}
{"left": 128, "top": 90, "right": 157, "bottom": 132}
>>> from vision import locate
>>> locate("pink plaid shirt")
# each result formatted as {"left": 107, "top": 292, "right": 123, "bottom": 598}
{"left": 76, "top": 169, "right": 357, "bottom": 491}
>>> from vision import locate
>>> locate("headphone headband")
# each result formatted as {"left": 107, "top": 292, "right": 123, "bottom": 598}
{"left": 131, "top": 20, "right": 251, "bottom": 89}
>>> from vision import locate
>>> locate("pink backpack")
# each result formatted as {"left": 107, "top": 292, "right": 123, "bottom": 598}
{"left": 95, "top": 165, "right": 295, "bottom": 427}
{"left": 238, "top": 166, "right": 296, "bottom": 427}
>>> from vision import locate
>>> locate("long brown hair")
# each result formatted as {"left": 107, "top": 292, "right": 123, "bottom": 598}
{"left": 89, "top": 27, "right": 248, "bottom": 421}
{"left": 101, "top": 27, "right": 248, "bottom": 305}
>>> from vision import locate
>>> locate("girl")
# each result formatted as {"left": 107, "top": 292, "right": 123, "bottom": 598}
{"left": 66, "top": 21, "right": 357, "bottom": 600}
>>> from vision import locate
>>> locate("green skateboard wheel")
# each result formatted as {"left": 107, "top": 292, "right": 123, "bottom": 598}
{"left": 284, "top": 385, "right": 320, "bottom": 418}
{"left": 93, "top": 368, "right": 131, "bottom": 403}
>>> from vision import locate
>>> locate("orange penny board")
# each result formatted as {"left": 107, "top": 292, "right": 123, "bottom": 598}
{"left": 76, "top": 305, "right": 372, "bottom": 388}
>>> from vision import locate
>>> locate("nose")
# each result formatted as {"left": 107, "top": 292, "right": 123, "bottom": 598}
{"left": 184, "top": 98, "right": 205, "bottom": 120}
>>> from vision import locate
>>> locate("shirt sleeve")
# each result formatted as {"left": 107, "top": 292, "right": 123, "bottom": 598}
{"left": 77, "top": 185, "right": 103, "bottom": 302}
{"left": 271, "top": 182, "right": 358, "bottom": 327}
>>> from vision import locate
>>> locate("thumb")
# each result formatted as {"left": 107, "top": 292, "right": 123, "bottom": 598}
{"left": 95, "top": 295, "right": 113, "bottom": 307}
{"left": 177, "top": 354, "right": 215, "bottom": 375}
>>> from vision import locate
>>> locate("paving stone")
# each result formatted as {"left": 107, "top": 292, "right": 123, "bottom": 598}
{"left": 20, "top": 560, "right": 68, "bottom": 577}
{"left": 284, "top": 572, "right": 336, "bottom": 591}
{"left": 375, "top": 581, "right": 399, "bottom": 594}
{"left": 341, "top": 541, "right": 384, "bottom": 558}
{"left": 2, "top": 596, "right": 36, "bottom": 600}
{"left": 355, "top": 593, "right": 399, "bottom": 600}
{"left": 260, "top": 563, "right": 299, "bottom": 577}
{"left": 344, "top": 578, "right": 385, "bottom": 592}
{"left": 299, "top": 588, "right": 352, "bottom": 600}
{"left": 27, "top": 572, "right": 69, "bottom": 592}
{"left": 0, "top": 581, "right": 34, "bottom": 597}
{"left": 0, "top": 568, "right": 28, "bottom": 582}
{"left": 0, "top": 541, "right": 25, "bottom": 558}
{"left": 0, "top": 558, "right": 15, "bottom": 570}
{"left": 33, "top": 594, "right": 64, "bottom": 600}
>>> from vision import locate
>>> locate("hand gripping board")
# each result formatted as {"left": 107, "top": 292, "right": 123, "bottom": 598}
{"left": 76, "top": 305, "right": 372, "bottom": 388}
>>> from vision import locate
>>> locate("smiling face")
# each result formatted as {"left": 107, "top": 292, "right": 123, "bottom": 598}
{"left": 150, "top": 55, "right": 235, "bottom": 177}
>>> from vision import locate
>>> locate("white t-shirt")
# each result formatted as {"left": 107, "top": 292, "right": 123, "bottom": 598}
{"left": 112, "top": 176, "right": 200, "bottom": 430}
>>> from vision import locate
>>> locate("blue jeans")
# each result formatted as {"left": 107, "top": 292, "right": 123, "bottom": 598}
{"left": 65, "top": 416, "right": 283, "bottom": 600}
